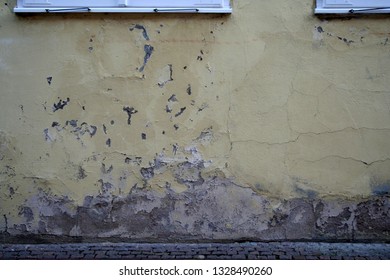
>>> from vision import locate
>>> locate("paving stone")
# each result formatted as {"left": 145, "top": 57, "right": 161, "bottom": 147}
{"left": 292, "top": 255, "right": 306, "bottom": 260}
{"left": 162, "top": 255, "right": 176, "bottom": 259}
{"left": 95, "top": 252, "right": 107, "bottom": 258}
{"left": 83, "top": 254, "right": 95, "bottom": 259}
{"left": 197, "top": 250, "right": 210, "bottom": 255}
{"left": 273, "top": 251, "right": 286, "bottom": 256}
{"left": 119, "top": 255, "right": 136, "bottom": 259}
{"left": 1, "top": 242, "right": 389, "bottom": 260}
{"left": 68, "top": 255, "right": 84, "bottom": 260}
{"left": 354, "top": 257, "right": 368, "bottom": 260}
{"left": 177, "top": 255, "right": 194, "bottom": 259}
{"left": 212, "top": 250, "right": 227, "bottom": 255}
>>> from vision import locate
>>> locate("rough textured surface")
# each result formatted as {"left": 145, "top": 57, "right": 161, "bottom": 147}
{"left": 1, "top": 0, "right": 390, "bottom": 242}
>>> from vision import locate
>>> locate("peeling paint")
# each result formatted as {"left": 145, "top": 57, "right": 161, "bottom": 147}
{"left": 52, "top": 98, "right": 70, "bottom": 112}
{"left": 129, "top": 24, "right": 150, "bottom": 41}
{"left": 158, "top": 64, "right": 173, "bottom": 87}
{"left": 1, "top": 1, "right": 390, "bottom": 243}
{"left": 175, "top": 107, "right": 186, "bottom": 118}
{"left": 139, "top": 44, "right": 154, "bottom": 72}
{"left": 123, "top": 106, "right": 138, "bottom": 125}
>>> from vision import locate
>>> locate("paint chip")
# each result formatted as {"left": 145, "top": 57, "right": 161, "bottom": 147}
{"left": 52, "top": 98, "right": 70, "bottom": 112}
{"left": 123, "top": 106, "right": 138, "bottom": 125}
{"left": 139, "top": 45, "right": 154, "bottom": 72}
{"left": 129, "top": 24, "right": 150, "bottom": 41}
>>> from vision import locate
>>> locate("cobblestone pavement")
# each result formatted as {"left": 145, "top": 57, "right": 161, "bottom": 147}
{"left": 1, "top": 242, "right": 390, "bottom": 260}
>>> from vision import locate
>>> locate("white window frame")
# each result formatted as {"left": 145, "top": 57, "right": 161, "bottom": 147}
{"left": 315, "top": 0, "right": 390, "bottom": 14}
{"left": 14, "top": 0, "right": 232, "bottom": 13}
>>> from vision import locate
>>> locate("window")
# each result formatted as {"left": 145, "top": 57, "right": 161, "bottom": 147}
{"left": 315, "top": 0, "right": 390, "bottom": 14}
{"left": 14, "top": 0, "right": 232, "bottom": 13}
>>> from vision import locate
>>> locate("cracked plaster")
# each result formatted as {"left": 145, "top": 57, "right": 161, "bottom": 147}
{"left": 1, "top": 0, "right": 390, "bottom": 242}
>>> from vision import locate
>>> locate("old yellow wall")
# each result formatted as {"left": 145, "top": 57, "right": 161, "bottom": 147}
{"left": 1, "top": 0, "right": 389, "bottom": 242}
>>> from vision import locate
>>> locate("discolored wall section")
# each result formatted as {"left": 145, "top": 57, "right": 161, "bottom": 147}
{"left": 1, "top": 1, "right": 390, "bottom": 242}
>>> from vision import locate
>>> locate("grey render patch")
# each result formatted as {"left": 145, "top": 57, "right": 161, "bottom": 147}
{"left": 372, "top": 183, "right": 390, "bottom": 196}
{"left": 4, "top": 156, "right": 390, "bottom": 242}
{"left": 129, "top": 24, "right": 150, "bottom": 41}
{"left": 18, "top": 206, "right": 34, "bottom": 222}
{"left": 139, "top": 45, "right": 154, "bottom": 72}
{"left": 66, "top": 120, "right": 78, "bottom": 128}
{"left": 8, "top": 179, "right": 390, "bottom": 242}
{"left": 158, "top": 64, "right": 173, "bottom": 87}
{"left": 43, "top": 128, "right": 54, "bottom": 142}
{"left": 140, "top": 166, "right": 154, "bottom": 180}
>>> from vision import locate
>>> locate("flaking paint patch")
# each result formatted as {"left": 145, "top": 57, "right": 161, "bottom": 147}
{"left": 2, "top": 1, "right": 390, "bottom": 243}
{"left": 158, "top": 64, "right": 173, "bottom": 87}
{"left": 52, "top": 98, "right": 70, "bottom": 112}
{"left": 139, "top": 45, "right": 154, "bottom": 72}
{"left": 129, "top": 24, "right": 150, "bottom": 41}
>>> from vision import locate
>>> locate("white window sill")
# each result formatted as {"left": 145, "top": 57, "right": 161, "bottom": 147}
{"left": 315, "top": 7, "right": 390, "bottom": 14}
{"left": 14, "top": 7, "right": 232, "bottom": 13}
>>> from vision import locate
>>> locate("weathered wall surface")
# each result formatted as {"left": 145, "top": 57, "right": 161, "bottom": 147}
{"left": 1, "top": 0, "right": 390, "bottom": 242}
